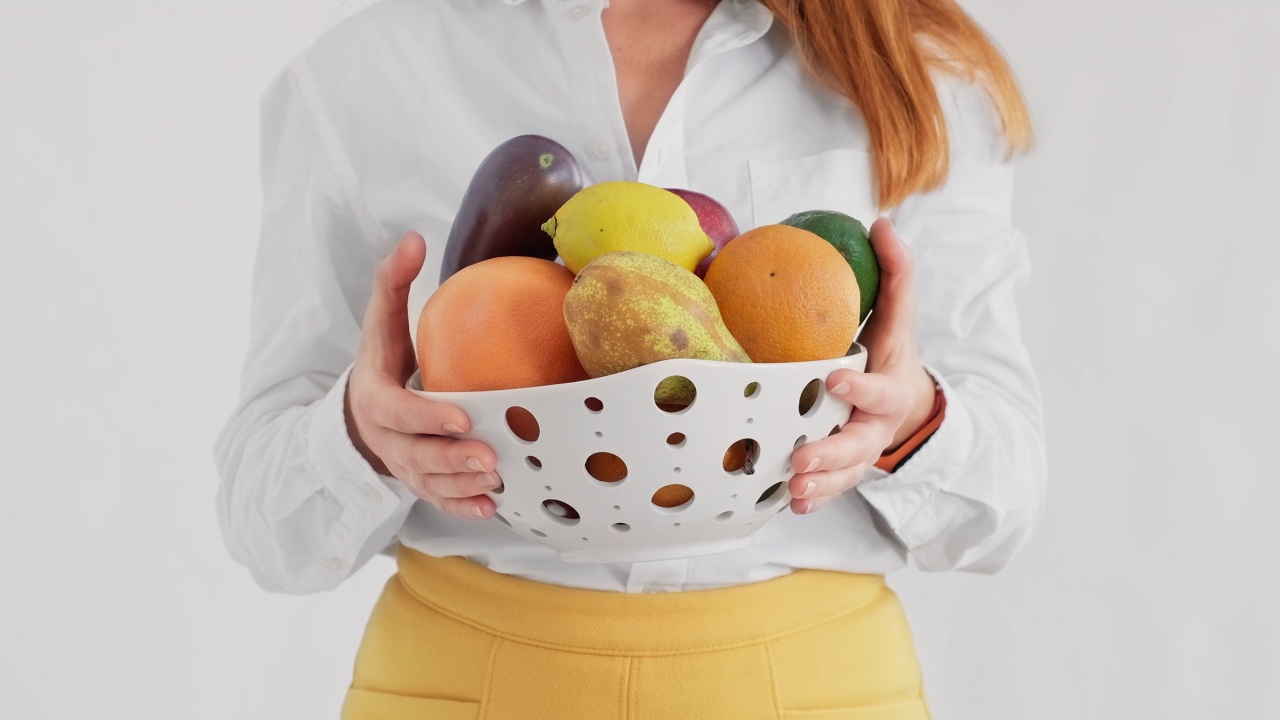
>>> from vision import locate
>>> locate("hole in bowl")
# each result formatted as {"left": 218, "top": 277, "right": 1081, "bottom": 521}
{"left": 794, "top": 435, "right": 808, "bottom": 451}
{"left": 490, "top": 479, "right": 505, "bottom": 495}
{"left": 541, "top": 499, "right": 581, "bottom": 526}
{"left": 744, "top": 382, "right": 760, "bottom": 398}
{"left": 723, "top": 439, "right": 760, "bottom": 475}
{"left": 655, "top": 376, "right": 696, "bottom": 413}
{"left": 829, "top": 424, "right": 842, "bottom": 437}
{"left": 586, "top": 452, "right": 627, "bottom": 483}
{"left": 506, "top": 407, "right": 540, "bottom": 442}
{"left": 798, "top": 379, "right": 823, "bottom": 417}
{"left": 715, "top": 511, "right": 734, "bottom": 522}
{"left": 581, "top": 537, "right": 589, "bottom": 541}
{"left": 651, "top": 484, "right": 694, "bottom": 510}
{"left": 674, "top": 522, "right": 682, "bottom": 527}
{"left": 526, "top": 456, "right": 542, "bottom": 471}
{"left": 666, "top": 432, "right": 686, "bottom": 447}
{"left": 494, "top": 513, "right": 512, "bottom": 527}
{"left": 612, "top": 505, "right": 621, "bottom": 511}
{"left": 543, "top": 485, "right": 552, "bottom": 492}
{"left": 611, "top": 522, "right": 631, "bottom": 533}
{"left": 594, "top": 431, "right": 604, "bottom": 438}
{"left": 512, "top": 511, "right": 521, "bottom": 517}
{"left": 530, "top": 528, "right": 548, "bottom": 538}
{"left": 584, "top": 397, "right": 604, "bottom": 412}
{"left": 755, "top": 482, "right": 786, "bottom": 510}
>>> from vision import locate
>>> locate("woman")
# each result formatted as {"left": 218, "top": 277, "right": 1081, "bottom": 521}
{"left": 214, "top": 0, "right": 1046, "bottom": 716}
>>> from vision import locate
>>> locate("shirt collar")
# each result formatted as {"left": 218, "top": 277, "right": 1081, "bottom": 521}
{"left": 497, "top": 0, "right": 774, "bottom": 54}
{"left": 688, "top": 0, "right": 773, "bottom": 66}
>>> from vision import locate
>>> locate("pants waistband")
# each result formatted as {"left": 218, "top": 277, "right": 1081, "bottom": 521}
{"left": 393, "top": 546, "right": 888, "bottom": 656}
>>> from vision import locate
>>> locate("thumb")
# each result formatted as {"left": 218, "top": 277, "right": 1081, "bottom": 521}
{"left": 857, "top": 219, "right": 918, "bottom": 368}
{"left": 361, "top": 231, "right": 426, "bottom": 369}
{"left": 865, "top": 218, "right": 915, "bottom": 328}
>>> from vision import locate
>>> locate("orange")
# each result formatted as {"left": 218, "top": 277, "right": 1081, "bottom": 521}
{"left": 652, "top": 484, "right": 694, "bottom": 508}
{"left": 416, "top": 256, "right": 588, "bottom": 392}
{"left": 722, "top": 439, "right": 754, "bottom": 473}
{"left": 703, "top": 225, "right": 860, "bottom": 363}
{"left": 585, "top": 452, "right": 627, "bottom": 483}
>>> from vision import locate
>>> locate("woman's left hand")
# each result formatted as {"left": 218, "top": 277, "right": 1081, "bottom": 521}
{"left": 787, "top": 218, "right": 939, "bottom": 515}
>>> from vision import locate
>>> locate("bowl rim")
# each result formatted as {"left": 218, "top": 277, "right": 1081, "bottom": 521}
{"left": 406, "top": 343, "right": 866, "bottom": 397}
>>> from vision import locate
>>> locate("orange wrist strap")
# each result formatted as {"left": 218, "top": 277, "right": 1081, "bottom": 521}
{"left": 874, "top": 383, "right": 945, "bottom": 474}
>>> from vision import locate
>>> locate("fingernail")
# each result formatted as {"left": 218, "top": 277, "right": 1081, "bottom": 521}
{"left": 471, "top": 505, "right": 485, "bottom": 518}
{"left": 831, "top": 382, "right": 851, "bottom": 396}
{"left": 803, "top": 480, "right": 816, "bottom": 497}
{"left": 443, "top": 423, "right": 466, "bottom": 435}
{"left": 798, "top": 500, "right": 813, "bottom": 514}
{"left": 475, "top": 471, "right": 498, "bottom": 488}
{"left": 465, "top": 456, "right": 485, "bottom": 472}
{"left": 804, "top": 457, "right": 821, "bottom": 473}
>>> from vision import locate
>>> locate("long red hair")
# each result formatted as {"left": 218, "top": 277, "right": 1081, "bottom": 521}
{"left": 759, "top": 0, "right": 1033, "bottom": 208}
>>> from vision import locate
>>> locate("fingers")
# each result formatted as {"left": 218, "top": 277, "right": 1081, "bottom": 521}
{"left": 788, "top": 463, "right": 870, "bottom": 514}
{"left": 357, "top": 378, "right": 472, "bottom": 436}
{"left": 404, "top": 469, "right": 503, "bottom": 501}
{"left": 382, "top": 433, "right": 502, "bottom": 521}
{"left": 395, "top": 479, "right": 499, "bottom": 520}
{"left": 384, "top": 433, "right": 497, "bottom": 477}
{"left": 826, "top": 369, "right": 909, "bottom": 416}
{"left": 435, "top": 494, "right": 498, "bottom": 520}
{"left": 789, "top": 417, "right": 889, "bottom": 476}
{"left": 381, "top": 433, "right": 501, "bottom": 521}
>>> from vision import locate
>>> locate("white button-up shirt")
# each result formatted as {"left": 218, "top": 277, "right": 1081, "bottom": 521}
{"left": 213, "top": 0, "right": 1047, "bottom": 594}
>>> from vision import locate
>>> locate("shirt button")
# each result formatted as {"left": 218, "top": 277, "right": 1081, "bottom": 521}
{"left": 642, "top": 585, "right": 663, "bottom": 593}
{"left": 591, "top": 141, "right": 612, "bottom": 160}
{"left": 567, "top": 4, "right": 590, "bottom": 19}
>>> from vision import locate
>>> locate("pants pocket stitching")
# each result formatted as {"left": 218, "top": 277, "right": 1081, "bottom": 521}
{"left": 479, "top": 637, "right": 501, "bottom": 720}
{"left": 764, "top": 641, "right": 784, "bottom": 720}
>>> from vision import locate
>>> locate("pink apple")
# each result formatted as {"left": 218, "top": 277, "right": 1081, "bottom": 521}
{"left": 666, "top": 188, "right": 741, "bottom": 278}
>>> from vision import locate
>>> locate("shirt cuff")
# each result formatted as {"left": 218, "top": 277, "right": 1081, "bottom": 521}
{"left": 304, "top": 365, "right": 414, "bottom": 574}
{"left": 856, "top": 364, "right": 976, "bottom": 550}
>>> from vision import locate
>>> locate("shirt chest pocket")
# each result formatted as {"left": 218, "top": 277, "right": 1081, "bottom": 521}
{"left": 747, "top": 148, "right": 880, "bottom": 230}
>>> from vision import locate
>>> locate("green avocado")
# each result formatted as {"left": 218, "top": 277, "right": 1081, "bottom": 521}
{"left": 781, "top": 210, "right": 880, "bottom": 323}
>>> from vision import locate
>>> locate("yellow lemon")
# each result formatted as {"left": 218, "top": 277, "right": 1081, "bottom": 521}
{"left": 541, "top": 181, "right": 714, "bottom": 274}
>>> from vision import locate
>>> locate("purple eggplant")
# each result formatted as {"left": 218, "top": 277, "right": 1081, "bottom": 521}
{"left": 439, "top": 135, "right": 584, "bottom": 284}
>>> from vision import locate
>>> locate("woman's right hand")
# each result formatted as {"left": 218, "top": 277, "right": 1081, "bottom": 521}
{"left": 344, "top": 231, "right": 500, "bottom": 520}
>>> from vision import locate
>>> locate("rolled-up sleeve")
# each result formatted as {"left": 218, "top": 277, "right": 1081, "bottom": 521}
{"left": 212, "top": 60, "right": 415, "bottom": 595}
{"left": 856, "top": 79, "right": 1049, "bottom": 573}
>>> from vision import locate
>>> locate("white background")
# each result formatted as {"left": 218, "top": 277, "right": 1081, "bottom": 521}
{"left": 2, "top": 1, "right": 1277, "bottom": 717}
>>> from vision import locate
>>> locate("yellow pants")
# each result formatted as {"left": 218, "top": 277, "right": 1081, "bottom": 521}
{"left": 342, "top": 547, "right": 930, "bottom": 719}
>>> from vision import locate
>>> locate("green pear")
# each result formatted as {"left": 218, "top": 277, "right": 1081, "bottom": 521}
{"left": 563, "top": 251, "right": 750, "bottom": 406}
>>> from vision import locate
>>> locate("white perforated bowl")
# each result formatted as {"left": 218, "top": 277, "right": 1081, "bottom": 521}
{"left": 407, "top": 344, "right": 866, "bottom": 563}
